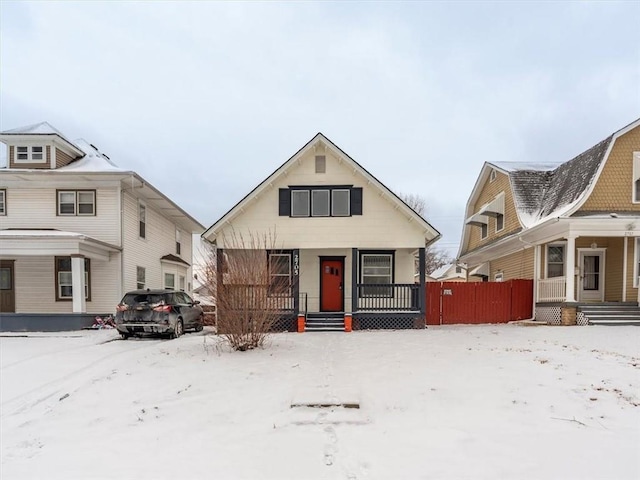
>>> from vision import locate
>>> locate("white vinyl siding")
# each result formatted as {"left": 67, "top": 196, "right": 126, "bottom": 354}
{"left": 11, "top": 255, "right": 119, "bottom": 314}
{"left": 0, "top": 186, "right": 119, "bottom": 244}
{"left": 214, "top": 149, "right": 430, "bottom": 250}
{"left": 122, "top": 192, "right": 193, "bottom": 293}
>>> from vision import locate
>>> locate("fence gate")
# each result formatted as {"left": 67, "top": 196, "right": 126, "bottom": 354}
{"left": 426, "top": 280, "right": 533, "bottom": 325}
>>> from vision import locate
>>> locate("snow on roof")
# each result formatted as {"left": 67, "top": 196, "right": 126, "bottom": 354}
{"left": 1, "top": 121, "right": 81, "bottom": 152}
{"left": 491, "top": 161, "right": 563, "bottom": 172}
{"left": 429, "top": 264, "right": 453, "bottom": 278}
{"left": 2, "top": 121, "right": 67, "bottom": 136}
{"left": 57, "top": 139, "right": 126, "bottom": 173}
{"left": 0, "top": 229, "right": 85, "bottom": 238}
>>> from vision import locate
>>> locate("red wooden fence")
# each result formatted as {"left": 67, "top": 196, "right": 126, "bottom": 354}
{"left": 426, "top": 280, "right": 533, "bottom": 325}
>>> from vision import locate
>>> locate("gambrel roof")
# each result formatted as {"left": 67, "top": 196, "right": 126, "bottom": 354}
{"left": 203, "top": 132, "right": 441, "bottom": 243}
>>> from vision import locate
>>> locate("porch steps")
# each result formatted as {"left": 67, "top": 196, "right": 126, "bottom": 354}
{"left": 305, "top": 313, "right": 345, "bottom": 332}
{"left": 579, "top": 303, "right": 640, "bottom": 326}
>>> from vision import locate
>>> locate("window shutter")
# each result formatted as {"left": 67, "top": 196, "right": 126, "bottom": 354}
{"left": 351, "top": 187, "right": 363, "bottom": 215}
{"left": 279, "top": 188, "right": 291, "bottom": 216}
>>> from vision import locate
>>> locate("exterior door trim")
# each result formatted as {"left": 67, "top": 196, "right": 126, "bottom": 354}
{"left": 0, "top": 259, "right": 16, "bottom": 313}
{"left": 578, "top": 248, "right": 606, "bottom": 302}
{"left": 319, "top": 256, "right": 345, "bottom": 312}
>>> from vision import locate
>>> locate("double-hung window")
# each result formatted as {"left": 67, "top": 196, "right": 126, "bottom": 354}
{"left": 547, "top": 245, "right": 565, "bottom": 278}
{"left": 0, "top": 190, "right": 5, "bottom": 215}
{"left": 136, "top": 266, "right": 146, "bottom": 290}
{"left": 311, "top": 190, "right": 330, "bottom": 216}
{"left": 16, "top": 146, "right": 45, "bottom": 163}
{"left": 57, "top": 190, "right": 96, "bottom": 216}
{"left": 360, "top": 252, "right": 393, "bottom": 297}
{"left": 55, "top": 257, "right": 90, "bottom": 301}
{"left": 176, "top": 229, "right": 181, "bottom": 255}
{"left": 268, "top": 253, "right": 291, "bottom": 295}
{"left": 164, "top": 273, "right": 175, "bottom": 289}
{"left": 139, "top": 203, "right": 146, "bottom": 239}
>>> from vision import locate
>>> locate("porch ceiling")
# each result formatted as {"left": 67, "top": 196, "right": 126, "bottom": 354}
{"left": 0, "top": 230, "right": 121, "bottom": 261}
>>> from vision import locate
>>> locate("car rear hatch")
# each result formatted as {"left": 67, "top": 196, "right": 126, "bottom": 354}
{"left": 119, "top": 293, "right": 168, "bottom": 323}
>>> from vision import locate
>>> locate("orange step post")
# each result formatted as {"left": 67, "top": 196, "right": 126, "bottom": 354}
{"left": 344, "top": 313, "right": 352, "bottom": 332}
{"left": 297, "top": 314, "right": 305, "bottom": 333}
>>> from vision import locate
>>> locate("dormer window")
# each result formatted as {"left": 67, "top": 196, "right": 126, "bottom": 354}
{"left": 16, "top": 146, "right": 45, "bottom": 163}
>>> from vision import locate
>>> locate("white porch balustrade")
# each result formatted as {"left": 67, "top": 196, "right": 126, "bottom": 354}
{"left": 537, "top": 277, "right": 566, "bottom": 302}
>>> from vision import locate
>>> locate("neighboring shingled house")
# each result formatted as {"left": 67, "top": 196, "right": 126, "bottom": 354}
{"left": 0, "top": 122, "right": 204, "bottom": 331}
{"left": 428, "top": 263, "right": 467, "bottom": 282}
{"left": 457, "top": 118, "right": 640, "bottom": 325}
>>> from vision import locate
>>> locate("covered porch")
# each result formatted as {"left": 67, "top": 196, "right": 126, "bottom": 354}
{"left": 0, "top": 230, "right": 121, "bottom": 331}
{"left": 215, "top": 246, "right": 427, "bottom": 331}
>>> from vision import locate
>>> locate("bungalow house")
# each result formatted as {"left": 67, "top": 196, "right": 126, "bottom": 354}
{"left": 0, "top": 122, "right": 204, "bottom": 331}
{"left": 202, "top": 133, "right": 441, "bottom": 331}
{"left": 458, "top": 118, "right": 640, "bottom": 325}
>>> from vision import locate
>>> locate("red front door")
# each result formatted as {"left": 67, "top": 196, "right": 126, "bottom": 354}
{"left": 320, "top": 258, "right": 343, "bottom": 312}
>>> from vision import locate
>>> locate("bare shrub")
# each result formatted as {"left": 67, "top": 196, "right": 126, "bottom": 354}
{"left": 204, "top": 231, "right": 288, "bottom": 351}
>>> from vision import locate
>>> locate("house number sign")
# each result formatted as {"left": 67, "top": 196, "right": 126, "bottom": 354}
{"left": 293, "top": 253, "right": 299, "bottom": 276}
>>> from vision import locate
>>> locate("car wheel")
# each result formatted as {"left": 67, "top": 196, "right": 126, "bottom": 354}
{"left": 194, "top": 314, "right": 204, "bottom": 332}
{"left": 120, "top": 333, "right": 130, "bottom": 340}
{"left": 172, "top": 319, "right": 184, "bottom": 339}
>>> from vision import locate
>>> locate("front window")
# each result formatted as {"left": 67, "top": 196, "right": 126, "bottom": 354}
{"left": 480, "top": 223, "right": 488, "bottom": 239}
{"left": 311, "top": 190, "right": 330, "bottom": 217}
{"left": 164, "top": 273, "right": 175, "bottom": 289}
{"left": 332, "top": 189, "right": 350, "bottom": 216}
{"left": 496, "top": 213, "right": 504, "bottom": 232}
{"left": 291, "top": 190, "right": 310, "bottom": 217}
{"left": 57, "top": 190, "right": 96, "bottom": 216}
{"left": 0, "top": 190, "right": 5, "bottom": 215}
{"left": 360, "top": 253, "right": 393, "bottom": 297}
{"left": 268, "top": 253, "right": 291, "bottom": 295}
{"left": 55, "top": 257, "right": 90, "bottom": 301}
{"left": 136, "top": 266, "right": 146, "bottom": 290}
{"left": 547, "top": 245, "right": 565, "bottom": 278}
{"left": 16, "top": 145, "right": 45, "bottom": 162}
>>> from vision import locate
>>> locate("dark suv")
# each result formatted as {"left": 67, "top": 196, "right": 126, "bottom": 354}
{"left": 115, "top": 289, "right": 204, "bottom": 339}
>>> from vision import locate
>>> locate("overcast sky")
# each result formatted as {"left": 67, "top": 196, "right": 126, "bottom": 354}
{"left": 1, "top": 1, "right": 639, "bottom": 257}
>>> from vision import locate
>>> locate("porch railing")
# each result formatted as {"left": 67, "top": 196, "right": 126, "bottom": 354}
{"left": 220, "top": 285, "right": 295, "bottom": 311}
{"left": 355, "top": 283, "right": 420, "bottom": 311}
{"left": 537, "top": 277, "right": 566, "bottom": 302}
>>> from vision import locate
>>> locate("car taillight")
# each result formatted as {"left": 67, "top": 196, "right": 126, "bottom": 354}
{"left": 153, "top": 304, "right": 171, "bottom": 312}
{"left": 116, "top": 304, "right": 128, "bottom": 312}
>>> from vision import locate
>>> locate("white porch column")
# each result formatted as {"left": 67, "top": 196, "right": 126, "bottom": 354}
{"left": 533, "top": 244, "right": 541, "bottom": 303}
{"left": 71, "top": 255, "right": 86, "bottom": 313}
{"left": 565, "top": 235, "right": 576, "bottom": 302}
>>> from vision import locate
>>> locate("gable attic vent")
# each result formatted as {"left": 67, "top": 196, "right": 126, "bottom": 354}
{"left": 315, "top": 155, "right": 326, "bottom": 174}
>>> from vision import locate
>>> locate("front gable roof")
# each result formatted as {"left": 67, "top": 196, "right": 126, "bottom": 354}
{"left": 459, "top": 117, "right": 640, "bottom": 257}
{"left": 203, "top": 133, "right": 441, "bottom": 242}
{"left": 1, "top": 121, "right": 85, "bottom": 158}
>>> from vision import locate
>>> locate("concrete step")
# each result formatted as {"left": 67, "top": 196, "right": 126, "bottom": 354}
{"left": 588, "top": 319, "right": 640, "bottom": 326}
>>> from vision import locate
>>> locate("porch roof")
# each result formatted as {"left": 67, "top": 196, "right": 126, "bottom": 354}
{"left": 0, "top": 229, "right": 121, "bottom": 261}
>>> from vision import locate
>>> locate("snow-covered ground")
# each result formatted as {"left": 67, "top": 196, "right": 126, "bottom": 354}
{"left": 1, "top": 325, "right": 639, "bottom": 480}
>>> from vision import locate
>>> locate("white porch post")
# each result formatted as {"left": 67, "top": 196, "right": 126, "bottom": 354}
{"left": 71, "top": 255, "right": 86, "bottom": 313}
{"left": 533, "top": 245, "right": 541, "bottom": 303}
{"left": 623, "top": 236, "right": 628, "bottom": 302}
{"left": 565, "top": 235, "right": 576, "bottom": 302}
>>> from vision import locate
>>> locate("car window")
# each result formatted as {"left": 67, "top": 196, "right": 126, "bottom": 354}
{"left": 182, "top": 292, "right": 194, "bottom": 304}
{"left": 121, "top": 293, "right": 165, "bottom": 306}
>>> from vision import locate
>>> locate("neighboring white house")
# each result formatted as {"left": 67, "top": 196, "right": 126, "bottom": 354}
{"left": 428, "top": 263, "right": 467, "bottom": 282}
{"left": 202, "top": 133, "right": 441, "bottom": 331}
{"left": 0, "top": 122, "right": 204, "bottom": 331}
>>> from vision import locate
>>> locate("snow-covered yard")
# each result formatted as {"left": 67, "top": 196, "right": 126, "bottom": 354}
{"left": 1, "top": 325, "right": 639, "bottom": 480}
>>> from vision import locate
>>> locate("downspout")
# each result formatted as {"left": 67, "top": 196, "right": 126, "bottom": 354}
{"left": 119, "top": 182, "right": 125, "bottom": 299}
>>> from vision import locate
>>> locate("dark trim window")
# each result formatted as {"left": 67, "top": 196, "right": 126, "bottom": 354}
{"left": 55, "top": 257, "right": 90, "bottom": 301}
{"left": 496, "top": 213, "right": 504, "bottom": 232}
{"left": 547, "top": 245, "right": 565, "bottom": 278}
{"left": 283, "top": 185, "right": 362, "bottom": 217}
{"left": 57, "top": 190, "right": 96, "bottom": 216}
{"left": 0, "top": 189, "right": 5, "bottom": 215}
{"left": 268, "top": 252, "right": 292, "bottom": 295}
{"left": 16, "top": 145, "right": 45, "bottom": 162}
{"left": 480, "top": 223, "right": 488, "bottom": 239}
{"left": 359, "top": 250, "right": 394, "bottom": 297}
{"left": 139, "top": 202, "right": 146, "bottom": 239}
{"left": 136, "top": 266, "right": 146, "bottom": 289}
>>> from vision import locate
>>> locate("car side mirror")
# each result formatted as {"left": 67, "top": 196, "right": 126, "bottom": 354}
{"left": 194, "top": 300, "right": 201, "bottom": 305}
